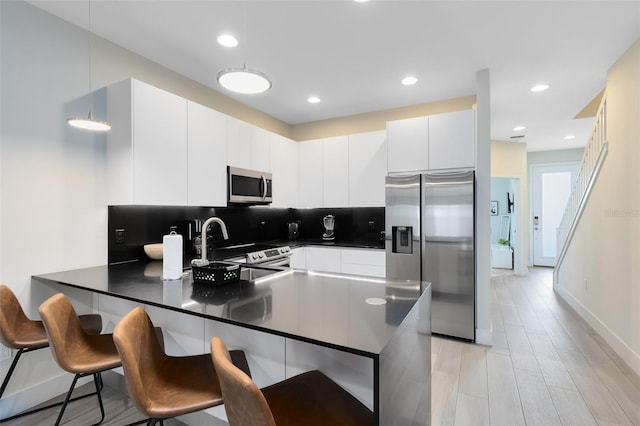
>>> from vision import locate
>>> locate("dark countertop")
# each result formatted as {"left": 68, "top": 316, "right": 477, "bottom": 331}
{"left": 33, "top": 262, "right": 425, "bottom": 357}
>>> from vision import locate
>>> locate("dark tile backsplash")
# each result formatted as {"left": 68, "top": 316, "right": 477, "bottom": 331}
{"left": 108, "top": 205, "right": 384, "bottom": 264}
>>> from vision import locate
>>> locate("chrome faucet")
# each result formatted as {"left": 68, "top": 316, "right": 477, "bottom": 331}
{"left": 191, "top": 216, "right": 229, "bottom": 266}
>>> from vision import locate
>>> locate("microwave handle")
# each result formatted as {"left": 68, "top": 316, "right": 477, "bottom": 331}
{"left": 261, "top": 175, "right": 267, "bottom": 201}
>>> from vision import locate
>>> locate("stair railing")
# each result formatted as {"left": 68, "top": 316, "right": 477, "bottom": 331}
{"left": 554, "top": 95, "right": 608, "bottom": 285}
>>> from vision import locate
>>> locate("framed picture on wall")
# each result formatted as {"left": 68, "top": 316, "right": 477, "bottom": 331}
{"left": 490, "top": 200, "right": 498, "bottom": 216}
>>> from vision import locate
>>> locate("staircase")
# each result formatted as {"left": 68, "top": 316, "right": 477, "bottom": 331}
{"left": 554, "top": 95, "right": 608, "bottom": 285}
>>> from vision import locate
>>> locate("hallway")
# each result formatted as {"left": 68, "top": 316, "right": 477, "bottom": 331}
{"left": 432, "top": 267, "right": 640, "bottom": 425}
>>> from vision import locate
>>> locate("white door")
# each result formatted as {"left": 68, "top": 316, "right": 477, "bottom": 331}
{"left": 531, "top": 163, "right": 579, "bottom": 266}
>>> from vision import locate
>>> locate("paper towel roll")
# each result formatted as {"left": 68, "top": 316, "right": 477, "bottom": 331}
{"left": 163, "top": 232, "right": 183, "bottom": 280}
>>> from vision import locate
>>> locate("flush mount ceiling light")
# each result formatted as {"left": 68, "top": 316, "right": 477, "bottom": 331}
{"left": 67, "top": 0, "right": 111, "bottom": 132}
{"left": 513, "top": 125, "right": 526, "bottom": 131}
{"left": 402, "top": 76, "right": 418, "bottom": 86}
{"left": 217, "top": 34, "right": 238, "bottom": 47}
{"left": 531, "top": 83, "right": 549, "bottom": 92}
{"left": 217, "top": 67, "right": 271, "bottom": 94}
{"left": 564, "top": 135, "right": 576, "bottom": 140}
{"left": 307, "top": 96, "right": 321, "bottom": 104}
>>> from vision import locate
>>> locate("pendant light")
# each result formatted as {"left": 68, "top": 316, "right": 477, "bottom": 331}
{"left": 67, "top": 0, "right": 111, "bottom": 131}
{"left": 217, "top": 3, "right": 271, "bottom": 95}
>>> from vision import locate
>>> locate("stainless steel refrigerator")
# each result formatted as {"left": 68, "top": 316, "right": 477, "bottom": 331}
{"left": 386, "top": 170, "right": 475, "bottom": 341}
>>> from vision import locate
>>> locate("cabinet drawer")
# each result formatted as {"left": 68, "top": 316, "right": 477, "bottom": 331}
{"left": 341, "top": 264, "right": 386, "bottom": 278}
{"left": 340, "top": 249, "right": 385, "bottom": 266}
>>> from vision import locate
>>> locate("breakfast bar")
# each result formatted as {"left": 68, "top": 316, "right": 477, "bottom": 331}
{"left": 32, "top": 262, "right": 431, "bottom": 426}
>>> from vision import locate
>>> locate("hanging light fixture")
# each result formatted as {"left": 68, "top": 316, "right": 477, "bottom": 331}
{"left": 217, "top": 3, "right": 271, "bottom": 95}
{"left": 67, "top": 0, "right": 111, "bottom": 131}
{"left": 217, "top": 66, "right": 271, "bottom": 94}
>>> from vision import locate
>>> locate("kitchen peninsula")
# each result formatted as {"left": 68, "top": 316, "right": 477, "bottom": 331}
{"left": 33, "top": 262, "right": 431, "bottom": 426}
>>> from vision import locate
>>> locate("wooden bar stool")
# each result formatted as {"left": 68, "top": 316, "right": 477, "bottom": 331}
{"left": 211, "top": 337, "right": 373, "bottom": 426}
{"left": 0, "top": 285, "right": 102, "bottom": 422}
{"left": 113, "top": 307, "right": 251, "bottom": 426}
{"left": 39, "top": 293, "right": 121, "bottom": 426}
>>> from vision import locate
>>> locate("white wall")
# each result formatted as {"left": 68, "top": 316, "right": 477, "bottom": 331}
{"left": 555, "top": 39, "right": 640, "bottom": 375}
{"left": 0, "top": 1, "right": 110, "bottom": 413}
{"left": 475, "top": 69, "right": 492, "bottom": 345}
{"left": 491, "top": 140, "right": 528, "bottom": 276}
{"left": 527, "top": 148, "right": 584, "bottom": 166}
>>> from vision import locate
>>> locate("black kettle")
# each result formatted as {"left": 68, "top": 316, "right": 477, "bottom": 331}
{"left": 287, "top": 222, "right": 300, "bottom": 240}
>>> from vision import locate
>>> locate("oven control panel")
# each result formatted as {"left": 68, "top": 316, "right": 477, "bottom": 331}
{"left": 246, "top": 246, "right": 291, "bottom": 264}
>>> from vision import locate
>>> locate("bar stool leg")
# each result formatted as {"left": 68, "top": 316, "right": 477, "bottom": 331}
{"left": 91, "top": 373, "right": 106, "bottom": 425}
{"left": 0, "top": 348, "right": 26, "bottom": 398}
{"left": 55, "top": 374, "right": 81, "bottom": 426}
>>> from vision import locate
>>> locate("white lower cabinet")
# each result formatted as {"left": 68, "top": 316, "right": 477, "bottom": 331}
{"left": 295, "top": 246, "right": 385, "bottom": 278}
{"left": 340, "top": 248, "right": 386, "bottom": 278}
{"left": 290, "top": 247, "right": 306, "bottom": 269}
{"left": 305, "top": 247, "right": 342, "bottom": 273}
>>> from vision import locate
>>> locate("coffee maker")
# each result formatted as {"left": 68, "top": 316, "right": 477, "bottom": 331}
{"left": 322, "top": 215, "right": 335, "bottom": 241}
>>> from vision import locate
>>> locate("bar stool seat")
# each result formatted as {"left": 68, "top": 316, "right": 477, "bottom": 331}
{"left": 211, "top": 337, "right": 373, "bottom": 426}
{"left": 113, "top": 307, "right": 251, "bottom": 425}
{"left": 0, "top": 285, "right": 103, "bottom": 422}
{"left": 39, "top": 293, "right": 121, "bottom": 426}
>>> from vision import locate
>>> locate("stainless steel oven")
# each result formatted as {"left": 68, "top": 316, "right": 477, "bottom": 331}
{"left": 245, "top": 245, "right": 291, "bottom": 267}
{"left": 228, "top": 166, "right": 272, "bottom": 205}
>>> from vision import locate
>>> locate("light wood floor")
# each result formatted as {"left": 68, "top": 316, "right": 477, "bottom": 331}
{"left": 432, "top": 267, "right": 640, "bottom": 426}
{"left": 4, "top": 267, "right": 639, "bottom": 425}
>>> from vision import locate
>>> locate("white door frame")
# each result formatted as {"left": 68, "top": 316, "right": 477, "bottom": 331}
{"left": 529, "top": 162, "right": 580, "bottom": 267}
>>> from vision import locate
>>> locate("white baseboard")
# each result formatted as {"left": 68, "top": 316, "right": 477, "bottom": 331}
{"left": 475, "top": 327, "right": 493, "bottom": 346}
{"left": 0, "top": 372, "right": 92, "bottom": 420}
{"left": 555, "top": 285, "right": 640, "bottom": 377}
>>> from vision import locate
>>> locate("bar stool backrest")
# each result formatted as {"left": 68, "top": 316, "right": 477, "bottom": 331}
{"left": 38, "top": 293, "right": 90, "bottom": 373}
{"left": 113, "top": 306, "right": 168, "bottom": 416}
{"left": 210, "top": 337, "right": 276, "bottom": 426}
{"left": 0, "top": 284, "right": 33, "bottom": 348}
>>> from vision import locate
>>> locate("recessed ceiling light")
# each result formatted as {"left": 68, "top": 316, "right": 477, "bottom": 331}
{"left": 307, "top": 96, "right": 321, "bottom": 104}
{"left": 402, "top": 76, "right": 418, "bottom": 86}
{"left": 217, "top": 34, "right": 238, "bottom": 47}
{"left": 513, "top": 126, "right": 526, "bottom": 131}
{"left": 531, "top": 84, "right": 549, "bottom": 92}
{"left": 354, "top": 0, "right": 369, "bottom": 3}
{"left": 564, "top": 135, "right": 576, "bottom": 140}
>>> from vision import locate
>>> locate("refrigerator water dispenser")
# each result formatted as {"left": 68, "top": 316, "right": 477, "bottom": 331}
{"left": 392, "top": 226, "right": 413, "bottom": 254}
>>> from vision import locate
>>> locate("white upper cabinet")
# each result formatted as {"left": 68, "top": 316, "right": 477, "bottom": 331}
{"left": 107, "top": 79, "right": 188, "bottom": 205}
{"left": 226, "top": 117, "right": 271, "bottom": 172}
{"left": 348, "top": 131, "right": 387, "bottom": 207}
{"left": 226, "top": 117, "right": 251, "bottom": 169}
{"left": 428, "top": 109, "right": 475, "bottom": 170}
{"left": 270, "top": 133, "right": 299, "bottom": 208}
{"left": 298, "top": 138, "right": 324, "bottom": 208}
{"left": 387, "top": 110, "right": 475, "bottom": 173}
{"left": 187, "top": 101, "right": 227, "bottom": 207}
{"left": 386, "top": 116, "right": 429, "bottom": 173}
{"left": 322, "top": 136, "right": 349, "bottom": 207}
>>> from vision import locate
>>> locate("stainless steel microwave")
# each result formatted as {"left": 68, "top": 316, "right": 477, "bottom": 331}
{"left": 227, "top": 166, "right": 273, "bottom": 205}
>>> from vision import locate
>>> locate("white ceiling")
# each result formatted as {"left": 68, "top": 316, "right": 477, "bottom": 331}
{"left": 29, "top": 0, "right": 640, "bottom": 151}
